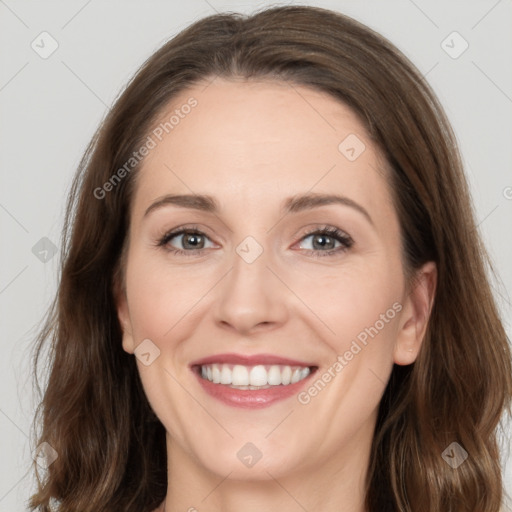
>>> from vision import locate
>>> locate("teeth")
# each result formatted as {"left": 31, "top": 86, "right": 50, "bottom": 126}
{"left": 232, "top": 365, "right": 249, "bottom": 385}
{"left": 282, "top": 365, "right": 292, "bottom": 385}
{"left": 291, "top": 368, "right": 302, "bottom": 384}
{"left": 199, "top": 363, "right": 312, "bottom": 387}
{"left": 220, "top": 365, "right": 232, "bottom": 384}
{"left": 249, "top": 365, "right": 267, "bottom": 386}
{"left": 211, "top": 365, "right": 220, "bottom": 383}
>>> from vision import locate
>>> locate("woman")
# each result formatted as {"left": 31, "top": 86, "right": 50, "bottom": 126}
{"left": 30, "top": 5, "right": 512, "bottom": 512}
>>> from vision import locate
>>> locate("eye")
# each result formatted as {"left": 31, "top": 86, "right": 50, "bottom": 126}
{"left": 295, "top": 226, "right": 354, "bottom": 257}
{"left": 156, "top": 224, "right": 354, "bottom": 258}
{"left": 157, "top": 225, "right": 215, "bottom": 255}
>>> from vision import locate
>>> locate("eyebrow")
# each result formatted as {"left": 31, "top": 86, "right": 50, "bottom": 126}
{"left": 143, "top": 192, "right": 374, "bottom": 225}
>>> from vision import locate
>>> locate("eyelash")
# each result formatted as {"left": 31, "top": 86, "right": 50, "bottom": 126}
{"left": 156, "top": 224, "right": 354, "bottom": 258}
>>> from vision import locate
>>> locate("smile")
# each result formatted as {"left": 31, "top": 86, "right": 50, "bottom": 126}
{"left": 199, "top": 363, "right": 313, "bottom": 389}
{"left": 190, "top": 353, "right": 318, "bottom": 408}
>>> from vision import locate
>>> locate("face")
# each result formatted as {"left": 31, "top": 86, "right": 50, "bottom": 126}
{"left": 117, "top": 78, "right": 435, "bottom": 482}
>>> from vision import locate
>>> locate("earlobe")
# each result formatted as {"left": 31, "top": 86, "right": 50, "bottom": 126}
{"left": 393, "top": 261, "right": 437, "bottom": 366}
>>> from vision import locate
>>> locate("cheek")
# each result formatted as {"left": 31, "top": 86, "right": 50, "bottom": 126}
{"left": 125, "top": 251, "right": 212, "bottom": 341}
{"left": 293, "top": 259, "right": 403, "bottom": 354}
{"left": 332, "top": 282, "right": 400, "bottom": 352}
{"left": 123, "top": 252, "right": 206, "bottom": 442}
{"left": 293, "top": 266, "right": 401, "bottom": 442}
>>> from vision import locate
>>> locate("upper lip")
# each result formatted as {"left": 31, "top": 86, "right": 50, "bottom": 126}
{"left": 190, "top": 353, "right": 317, "bottom": 368}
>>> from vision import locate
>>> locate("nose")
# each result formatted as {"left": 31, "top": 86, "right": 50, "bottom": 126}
{"left": 212, "top": 244, "right": 289, "bottom": 336}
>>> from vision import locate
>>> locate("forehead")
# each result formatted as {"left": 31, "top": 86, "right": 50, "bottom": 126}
{"left": 133, "top": 78, "right": 392, "bottom": 222}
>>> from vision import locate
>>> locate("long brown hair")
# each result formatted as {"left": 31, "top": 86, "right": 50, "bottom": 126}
{"left": 30, "top": 5, "right": 512, "bottom": 511}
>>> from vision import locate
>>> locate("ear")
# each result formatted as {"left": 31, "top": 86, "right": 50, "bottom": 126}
{"left": 113, "top": 274, "right": 136, "bottom": 355}
{"left": 393, "top": 261, "right": 437, "bottom": 365}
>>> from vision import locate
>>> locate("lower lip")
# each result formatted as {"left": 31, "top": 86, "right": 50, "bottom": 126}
{"left": 192, "top": 366, "right": 317, "bottom": 409}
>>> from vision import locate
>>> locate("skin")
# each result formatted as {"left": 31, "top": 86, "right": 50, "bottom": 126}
{"left": 116, "top": 78, "right": 437, "bottom": 512}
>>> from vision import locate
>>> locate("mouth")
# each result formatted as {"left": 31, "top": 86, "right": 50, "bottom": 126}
{"left": 190, "top": 353, "right": 318, "bottom": 408}
{"left": 194, "top": 363, "right": 315, "bottom": 389}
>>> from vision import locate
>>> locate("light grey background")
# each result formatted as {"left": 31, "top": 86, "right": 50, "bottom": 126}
{"left": 1, "top": 1, "right": 511, "bottom": 510}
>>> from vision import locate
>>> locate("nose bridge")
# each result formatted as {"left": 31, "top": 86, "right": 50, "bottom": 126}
{"left": 232, "top": 233, "right": 271, "bottom": 289}
{"left": 212, "top": 230, "right": 288, "bottom": 333}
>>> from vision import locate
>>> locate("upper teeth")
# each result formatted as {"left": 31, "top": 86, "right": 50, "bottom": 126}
{"left": 200, "top": 364, "right": 311, "bottom": 386}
